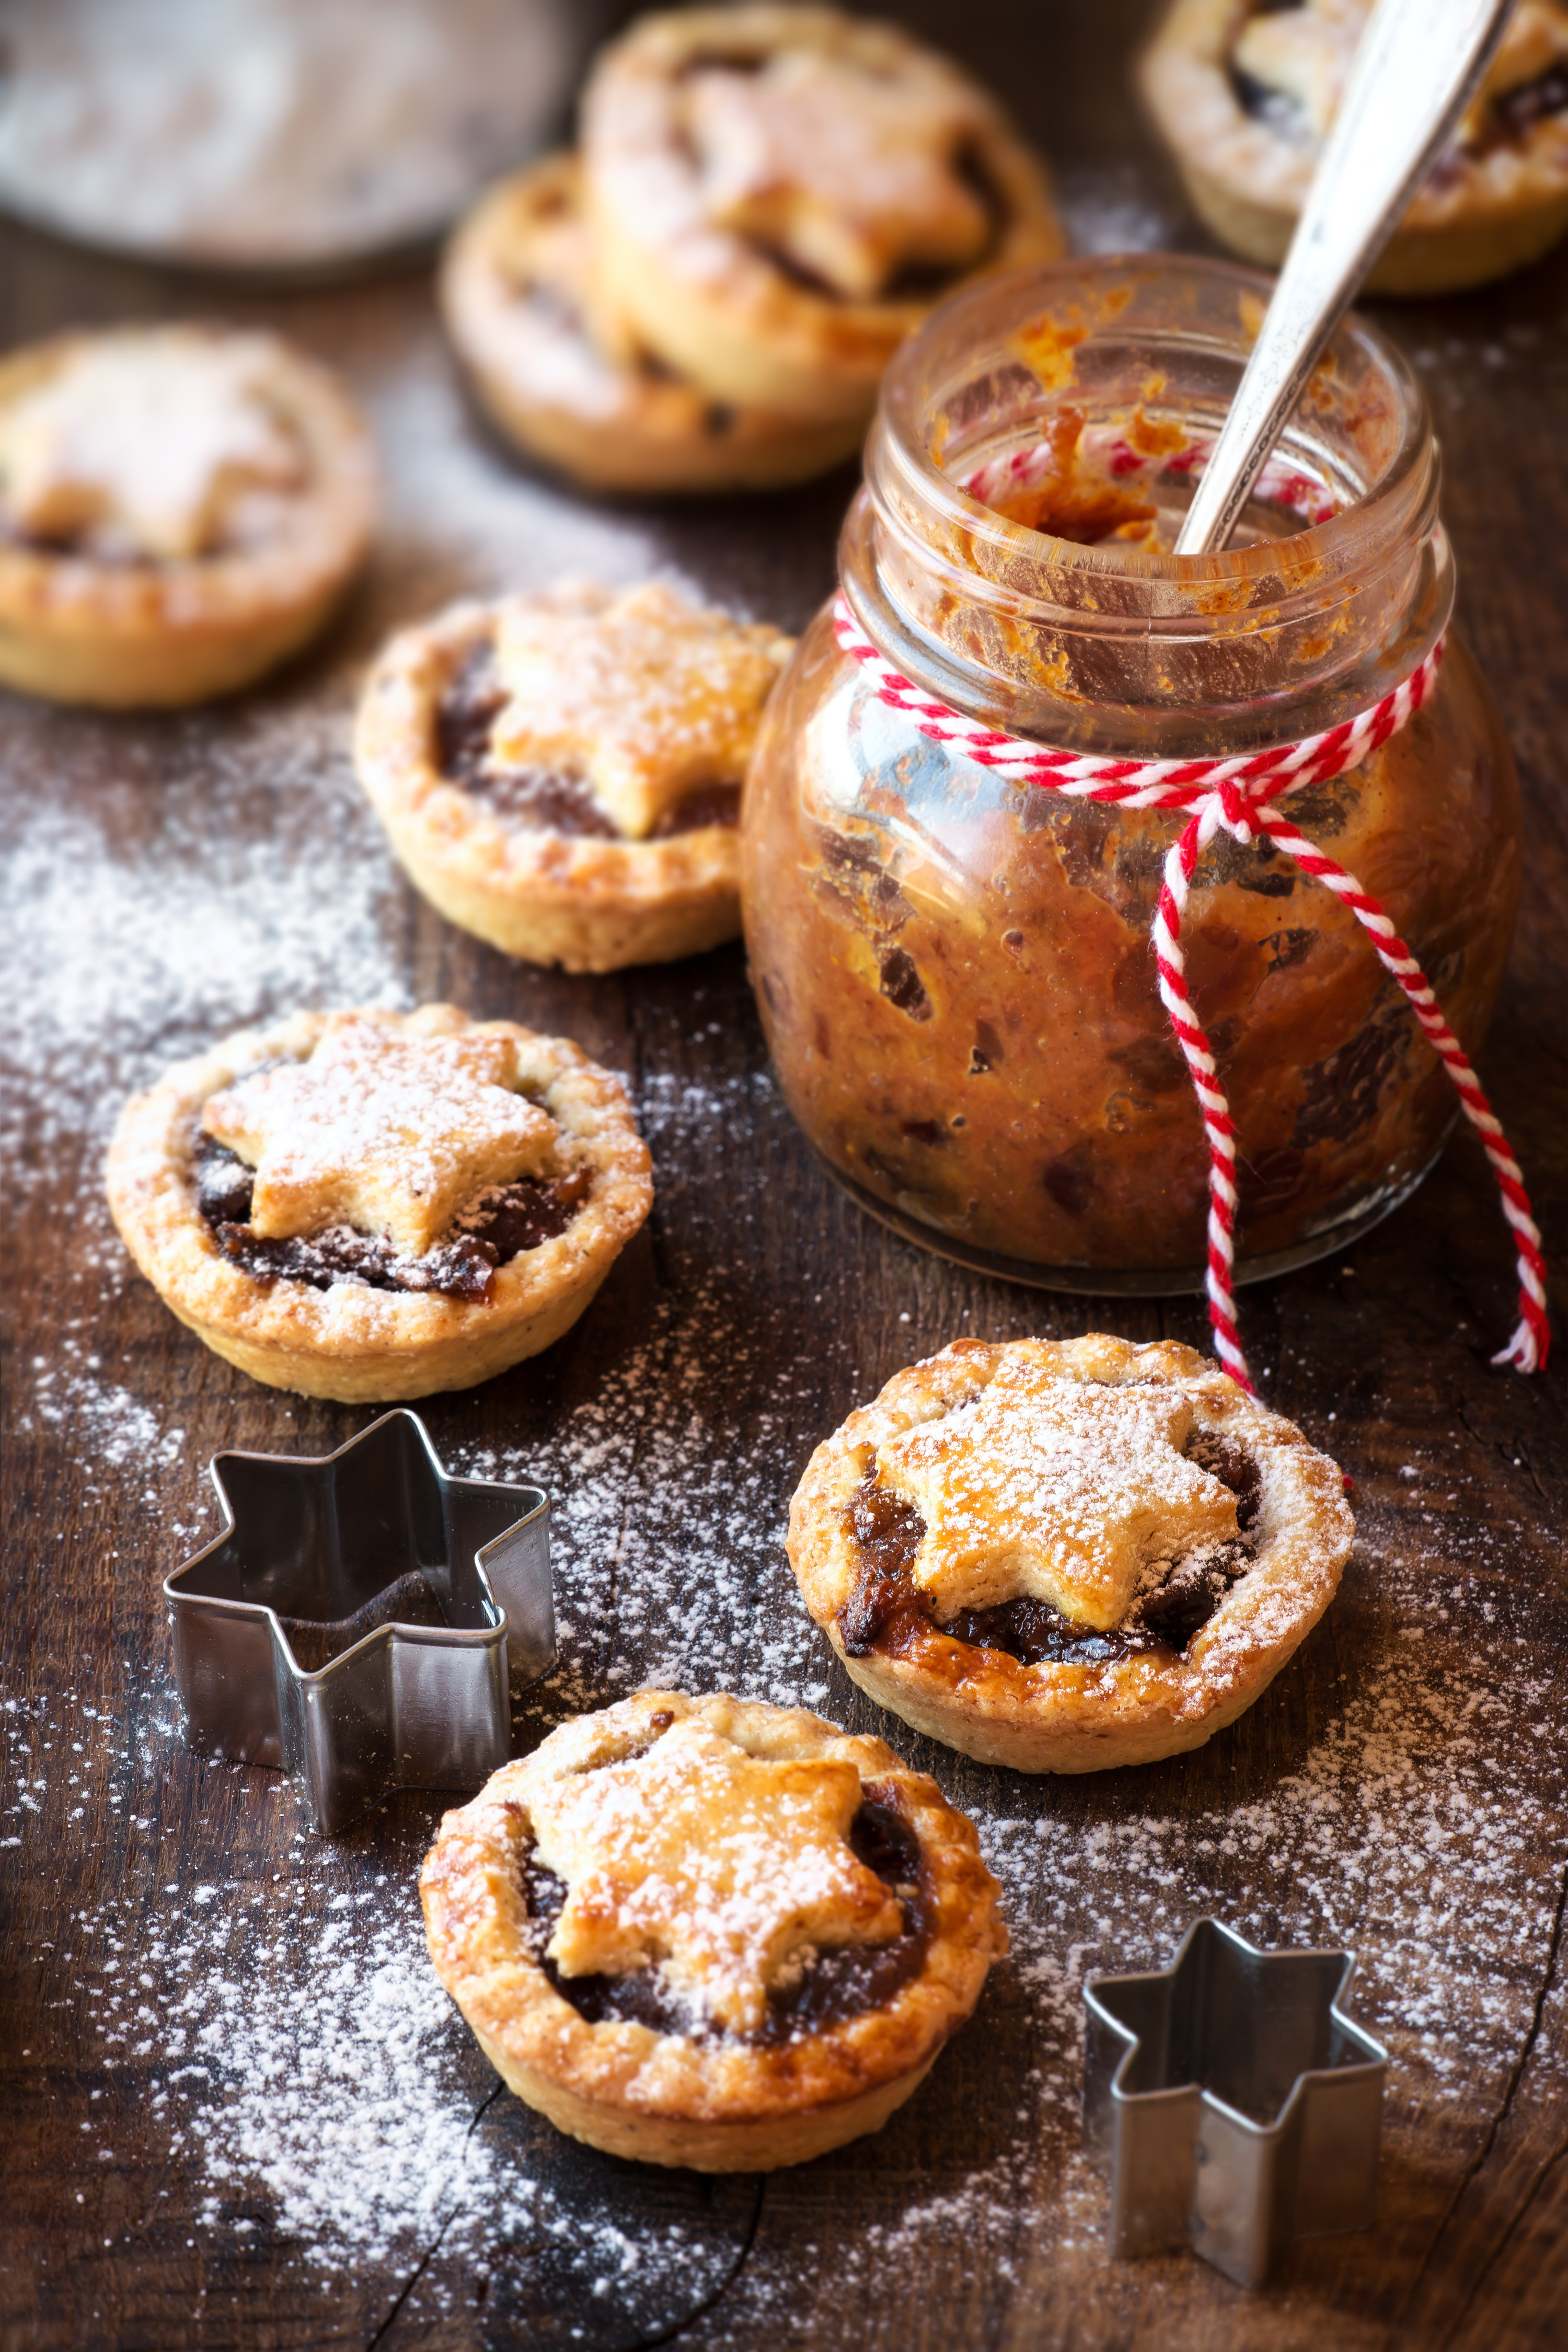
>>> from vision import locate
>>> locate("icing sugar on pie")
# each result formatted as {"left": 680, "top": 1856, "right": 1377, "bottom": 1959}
{"left": 106, "top": 1002, "right": 652, "bottom": 1402}
{"left": 1143, "top": 0, "right": 1568, "bottom": 294}
{"left": 420, "top": 1690, "right": 1006, "bottom": 2171}
{"left": 355, "top": 580, "right": 793, "bottom": 973}
{"left": 525, "top": 1709, "right": 905, "bottom": 2033}
{"left": 581, "top": 6, "right": 1063, "bottom": 426}
{"left": 877, "top": 1362, "right": 1242, "bottom": 1629}
{"left": 201, "top": 1014, "right": 558, "bottom": 1256}
{"left": 439, "top": 152, "right": 867, "bottom": 494}
{"left": 788, "top": 1334, "right": 1355, "bottom": 1773}
{"left": 488, "top": 581, "right": 789, "bottom": 838}
{"left": 0, "top": 322, "right": 375, "bottom": 707}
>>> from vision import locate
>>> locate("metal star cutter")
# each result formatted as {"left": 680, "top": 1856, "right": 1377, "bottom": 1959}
{"left": 165, "top": 1409, "right": 554, "bottom": 1834}
{"left": 1083, "top": 1917, "right": 1389, "bottom": 2288}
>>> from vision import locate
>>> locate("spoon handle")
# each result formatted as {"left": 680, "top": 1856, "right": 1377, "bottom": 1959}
{"left": 1173, "top": 0, "right": 1514, "bottom": 558}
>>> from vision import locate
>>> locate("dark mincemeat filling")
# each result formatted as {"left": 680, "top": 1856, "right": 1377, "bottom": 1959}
{"left": 1228, "top": 60, "right": 1302, "bottom": 132}
{"left": 837, "top": 1417, "right": 1263, "bottom": 1666}
{"left": 436, "top": 642, "right": 742, "bottom": 840}
{"left": 1489, "top": 64, "right": 1568, "bottom": 144}
{"left": 522, "top": 1781, "right": 932, "bottom": 2046}
{"left": 193, "top": 1133, "right": 591, "bottom": 1304}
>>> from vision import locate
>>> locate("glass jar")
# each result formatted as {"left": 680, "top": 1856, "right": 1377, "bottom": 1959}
{"left": 741, "top": 256, "right": 1520, "bottom": 1292}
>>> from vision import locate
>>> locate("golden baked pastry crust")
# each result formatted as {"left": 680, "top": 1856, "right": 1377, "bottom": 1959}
{"left": 420, "top": 1689, "right": 1007, "bottom": 2171}
{"left": 1142, "top": 0, "right": 1568, "bottom": 295}
{"left": 441, "top": 153, "right": 866, "bottom": 494}
{"left": 105, "top": 1003, "right": 653, "bottom": 1402}
{"left": 354, "top": 584, "right": 791, "bottom": 973}
{"left": 0, "top": 324, "right": 375, "bottom": 707}
{"left": 788, "top": 1335, "right": 1354, "bottom": 1774}
{"left": 582, "top": 6, "right": 1064, "bottom": 425}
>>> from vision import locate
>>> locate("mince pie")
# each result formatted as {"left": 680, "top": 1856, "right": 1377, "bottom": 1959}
{"left": 1143, "top": 0, "right": 1568, "bottom": 294}
{"left": 441, "top": 152, "right": 866, "bottom": 494}
{"left": 420, "top": 1689, "right": 1006, "bottom": 2170}
{"left": 580, "top": 7, "right": 1063, "bottom": 429}
{"left": 789, "top": 1335, "right": 1354, "bottom": 1773}
{"left": 0, "top": 323, "right": 375, "bottom": 707}
{"left": 355, "top": 580, "right": 793, "bottom": 972}
{"left": 106, "top": 1002, "right": 652, "bottom": 1402}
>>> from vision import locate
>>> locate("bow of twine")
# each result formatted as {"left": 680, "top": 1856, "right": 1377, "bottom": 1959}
{"left": 831, "top": 594, "right": 1549, "bottom": 1391}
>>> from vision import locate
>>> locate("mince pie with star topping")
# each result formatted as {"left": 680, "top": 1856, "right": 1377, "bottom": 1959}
{"left": 420, "top": 1689, "right": 1006, "bottom": 2170}
{"left": 441, "top": 152, "right": 867, "bottom": 495}
{"left": 788, "top": 1334, "right": 1354, "bottom": 1773}
{"left": 1143, "top": 0, "right": 1568, "bottom": 294}
{"left": 106, "top": 1002, "right": 652, "bottom": 1401}
{"left": 0, "top": 322, "right": 375, "bottom": 707}
{"left": 355, "top": 579, "right": 793, "bottom": 972}
{"left": 580, "top": 7, "right": 1063, "bottom": 430}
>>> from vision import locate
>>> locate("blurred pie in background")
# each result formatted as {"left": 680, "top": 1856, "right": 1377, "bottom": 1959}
{"left": 440, "top": 153, "right": 868, "bottom": 494}
{"left": 1143, "top": 0, "right": 1568, "bottom": 293}
{"left": 443, "top": 4, "right": 1064, "bottom": 493}
{"left": 0, "top": 323, "right": 375, "bottom": 706}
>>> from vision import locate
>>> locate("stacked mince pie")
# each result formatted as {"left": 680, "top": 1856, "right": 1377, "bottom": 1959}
{"left": 1144, "top": 0, "right": 1568, "bottom": 292}
{"left": 441, "top": 4, "right": 1063, "bottom": 493}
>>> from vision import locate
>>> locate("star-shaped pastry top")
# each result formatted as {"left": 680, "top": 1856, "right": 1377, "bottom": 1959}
{"left": 201, "top": 1012, "right": 560, "bottom": 1257}
{"left": 686, "top": 49, "right": 992, "bottom": 302}
{"left": 875, "top": 1363, "right": 1239, "bottom": 1631}
{"left": 489, "top": 584, "right": 792, "bottom": 840}
{"left": 528, "top": 1713, "right": 905, "bottom": 2034}
{"left": 0, "top": 328, "right": 305, "bottom": 563}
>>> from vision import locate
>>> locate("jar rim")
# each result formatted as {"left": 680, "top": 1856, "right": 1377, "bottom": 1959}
{"left": 871, "top": 250, "right": 1434, "bottom": 595}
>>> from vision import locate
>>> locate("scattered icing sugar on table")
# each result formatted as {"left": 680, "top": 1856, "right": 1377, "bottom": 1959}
{"left": 4, "top": 300, "right": 1563, "bottom": 2326}
{"left": 7, "top": 1461, "right": 1566, "bottom": 2316}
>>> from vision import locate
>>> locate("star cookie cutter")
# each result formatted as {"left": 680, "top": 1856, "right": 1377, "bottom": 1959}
{"left": 165, "top": 1410, "right": 554, "bottom": 1835}
{"left": 1083, "top": 1917, "right": 1388, "bottom": 2289}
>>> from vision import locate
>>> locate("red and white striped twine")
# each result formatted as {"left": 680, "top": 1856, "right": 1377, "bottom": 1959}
{"left": 832, "top": 592, "right": 1549, "bottom": 1391}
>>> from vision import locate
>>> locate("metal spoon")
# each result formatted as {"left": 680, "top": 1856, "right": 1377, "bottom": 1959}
{"left": 1173, "top": 0, "right": 1515, "bottom": 557}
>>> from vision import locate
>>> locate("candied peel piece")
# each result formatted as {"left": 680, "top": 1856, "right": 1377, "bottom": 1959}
{"left": 201, "top": 1012, "right": 559, "bottom": 1256}
{"left": 526, "top": 1714, "right": 904, "bottom": 2035}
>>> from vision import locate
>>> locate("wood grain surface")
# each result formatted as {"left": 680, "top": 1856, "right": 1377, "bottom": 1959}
{"left": 3, "top": 5, "right": 1565, "bottom": 2346}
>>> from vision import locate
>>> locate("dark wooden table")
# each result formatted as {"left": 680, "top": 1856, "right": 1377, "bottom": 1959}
{"left": 4, "top": 6, "right": 1566, "bottom": 2345}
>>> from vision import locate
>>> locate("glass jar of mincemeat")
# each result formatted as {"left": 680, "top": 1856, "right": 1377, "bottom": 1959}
{"left": 741, "top": 255, "right": 1519, "bottom": 1290}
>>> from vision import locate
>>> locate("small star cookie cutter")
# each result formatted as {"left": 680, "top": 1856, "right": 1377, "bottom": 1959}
{"left": 1083, "top": 1917, "right": 1388, "bottom": 2289}
{"left": 165, "top": 1409, "right": 554, "bottom": 1835}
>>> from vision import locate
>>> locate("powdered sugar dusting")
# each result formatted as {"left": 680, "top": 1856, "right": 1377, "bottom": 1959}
{"left": 882, "top": 1370, "right": 1235, "bottom": 1624}
{"left": 11, "top": 1503, "right": 1564, "bottom": 2318}
{"left": 526, "top": 1711, "right": 897, "bottom": 2032}
{"left": 204, "top": 1012, "right": 556, "bottom": 1252}
{"left": 6, "top": 287, "right": 1563, "bottom": 2338}
{"left": 0, "top": 695, "right": 406, "bottom": 1181}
